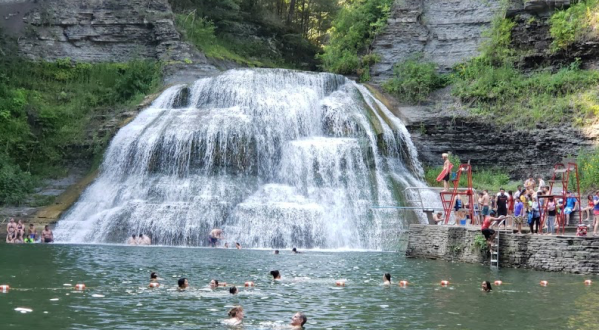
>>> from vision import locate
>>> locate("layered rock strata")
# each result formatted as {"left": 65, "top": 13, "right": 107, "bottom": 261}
{"left": 0, "top": 0, "right": 216, "bottom": 71}
{"left": 370, "top": 0, "right": 503, "bottom": 82}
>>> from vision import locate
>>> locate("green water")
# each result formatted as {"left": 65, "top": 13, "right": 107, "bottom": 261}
{"left": 0, "top": 244, "right": 597, "bottom": 329}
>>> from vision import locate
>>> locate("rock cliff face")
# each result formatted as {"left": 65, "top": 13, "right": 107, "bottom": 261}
{"left": 0, "top": 0, "right": 219, "bottom": 77}
{"left": 370, "top": 0, "right": 503, "bottom": 82}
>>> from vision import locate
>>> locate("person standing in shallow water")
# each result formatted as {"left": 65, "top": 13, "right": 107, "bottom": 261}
{"left": 127, "top": 234, "right": 137, "bottom": 245}
{"left": 209, "top": 228, "right": 224, "bottom": 247}
{"left": 41, "top": 225, "right": 54, "bottom": 243}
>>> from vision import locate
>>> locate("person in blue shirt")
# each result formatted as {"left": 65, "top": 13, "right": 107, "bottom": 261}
{"left": 564, "top": 191, "right": 578, "bottom": 226}
{"left": 513, "top": 198, "right": 525, "bottom": 234}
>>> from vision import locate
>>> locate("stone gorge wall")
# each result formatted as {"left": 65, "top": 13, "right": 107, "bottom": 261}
{"left": 370, "top": 0, "right": 503, "bottom": 82}
{"left": 406, "top": 224, "right": 599, "bottom": 275}
{"left": 0, "top": 0, "right": 216, "bottom": 71}
{"left": 403, "top": 106, "right": 599, "bottom": 177}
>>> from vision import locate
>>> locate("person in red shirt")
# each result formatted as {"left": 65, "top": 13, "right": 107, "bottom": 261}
{"left": 481, "top": 211, "right": 505, "bottom": 246}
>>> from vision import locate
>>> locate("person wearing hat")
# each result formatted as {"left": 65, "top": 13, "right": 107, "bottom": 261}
{"left": 481, "top": 210, "right": 505, "bottom": 247}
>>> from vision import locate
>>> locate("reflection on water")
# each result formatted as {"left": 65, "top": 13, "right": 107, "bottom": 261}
{"left": 0, "top": 244, "right": 596, "bottom": 329}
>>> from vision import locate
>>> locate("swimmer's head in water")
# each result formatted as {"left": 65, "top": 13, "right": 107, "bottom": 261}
{"left": 210, "top": 279, "right": 219, "bottom": 288}
{"left": 229, "top": 286, "right": 238, "bottom": 294}
{"left": 178, "top": 278, "right": 188, "bottom": 289}
{"left": 274, "top": 250, "right": 279, "bottom": 254}
{"left": 139, "top": 234, "right": 143, "bottom": 238}
{"left": 131, "top": 234, "right": 136, "bottom": 239}
{"left": 292, "top": 247, "right": 297, "bottom": 253}
{"left": 270, "top": 270, "right": 281, "bottom": 279}
{"left": 482, "top": 281, "right": 492, "bottom": 292}
{"left": 150, "top": 272, "right": 157, "bottom": 279}
{"left": 228, "top": 306, "right": 243, "bottom": 318}
{"left": 384, "top": 273, "right": 391, "bottom": 282}
{"left": 291, "top": 312, "right": 307, "bottom": 327}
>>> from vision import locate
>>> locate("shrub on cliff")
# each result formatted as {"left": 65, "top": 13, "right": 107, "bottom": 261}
{"left": 0, "top": 58, "right": 161, "bottom": 205}
{"left": 452, "top": 58, "right": 599, "bottom": 126}
{"left": 550, "top": 0, "right": 599, "bottom": 51}
{"left": 318, "top": 0, "right": 393, "bottom": 79}
{"left": 382, "top": 58, "right": 448, "bottom": 104}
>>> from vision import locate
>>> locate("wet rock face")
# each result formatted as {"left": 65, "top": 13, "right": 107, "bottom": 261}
{"left": 0, "top": 0, "right": 209, "bottom": 65}
{"left": 370, "top": 0, "right": 503, "bottom": 82}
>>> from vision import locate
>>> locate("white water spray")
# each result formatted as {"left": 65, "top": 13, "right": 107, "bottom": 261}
{"left": 55, "top": 69, "right": 431, "bottom": 249}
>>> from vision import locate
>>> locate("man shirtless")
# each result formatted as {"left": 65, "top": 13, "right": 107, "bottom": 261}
{"left": 41, "top": 225, "right": 54, "bottom": 243}
{"left": 480, "top": 190, "right": 490, "bottom": 219}
{"left": 127, "top": 234, "right": 137, "bottom": 245}
{"left": 209, "top": 228, "right": 224, "bottom": 247}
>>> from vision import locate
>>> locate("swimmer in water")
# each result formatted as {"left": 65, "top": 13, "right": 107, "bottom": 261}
{"left": 224, "top": 243, "right": 229, "bottom": 249}
{"left": 290, "top": 312, "right": 307, "bottom": 328}
{"left": 178, "top": 278, "right": 189, "bottom": 291}
{"left": 210, "top": 279, "right": 227, "bottom": 289}
{"left": 270, "top": 270, "right": 281, "bottom": 280}
{"left": 482, "top": 281, "right": 492, "bottom": 292}
{"left": 223, "top": 306, "right": 244, "bottom": 326}
{"left": 41, "top": 225, "right": 53, "bottom": 243}
{"left": 383, "top": 273, "right": 391, "bottom": 285}
{"left": 229, "top": 286, "right": 238, "bottom": 295}
{"left": 292, "top": 247, "right": 300, "bottom": 254}
{"left": 235, "top": 242, "right": 242, "bottom": 249}
{"left": 150, "top": 272, "right": 159, "bottom": 283}
{"left": 274, "top": 250, "right": 279, "bottom": 254}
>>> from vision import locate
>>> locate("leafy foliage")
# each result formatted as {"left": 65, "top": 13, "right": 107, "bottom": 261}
{"left": 451, "top": 58, "right": 599, "bottom": 126}
{"left": 171, "top": 0, "right": 336, "bottom": 69}
{"left": 577, "top": 148, "right": 599, "bottom": 193}
{"left": 550, "top": 0, "right": 599, "bottom": 51}
{"left": 318, "top": 0, "right": 393, "bottom": 78}
{"left": 382, "top": 58, "right": 448, "bottom": 104}
{"left": 473, "top": 233, "right": 489, "bottom": 253}
{"left": 0, "top": 154, "right": 36, "bottom": 205}
{"left": 0, "top": 58, "right": 161, "bottom": 205}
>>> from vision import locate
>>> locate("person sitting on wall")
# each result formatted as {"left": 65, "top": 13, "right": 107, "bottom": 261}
{"left": 433, "top": 212, "right": 444, "bottom": 225}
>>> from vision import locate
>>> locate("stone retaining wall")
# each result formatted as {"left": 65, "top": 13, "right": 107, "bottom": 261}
{"left": 406, "top": 224, "right": 599, "bottom": 274}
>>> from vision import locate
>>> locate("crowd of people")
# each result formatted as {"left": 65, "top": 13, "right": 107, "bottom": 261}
{"left": 149, "top": 266, "right": 308, "bottom": 328}
{"left": 5, "top": 218, "right": 53, "bottom": 244}
{"left": 436, "top": 168, "right": 599, "bottom": 245}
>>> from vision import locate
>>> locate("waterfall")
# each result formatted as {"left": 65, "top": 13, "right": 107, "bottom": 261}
{"left": 54, "top": 69, "right": 432, "bottom": 250}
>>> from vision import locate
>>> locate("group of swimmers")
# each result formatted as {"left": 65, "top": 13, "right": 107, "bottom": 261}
{"left": 384, "top": 273, "right": 495, "bottom": 293}
{"left": 5, "top": 218, "right": 53, "bottom": 243}
{"left": 149, "top": 271, "right": 307, "bottom": 328}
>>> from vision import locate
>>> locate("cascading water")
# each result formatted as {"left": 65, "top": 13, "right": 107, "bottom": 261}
{"left": 54, "top": 69, "right": 434, "bottom": 250}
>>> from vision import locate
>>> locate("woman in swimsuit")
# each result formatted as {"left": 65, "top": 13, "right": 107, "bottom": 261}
{"left": 582, "top": 195, "right": 594, "bottom": 221}
{"left": 17, "top": 219, "right": 24, "bottom": 236}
